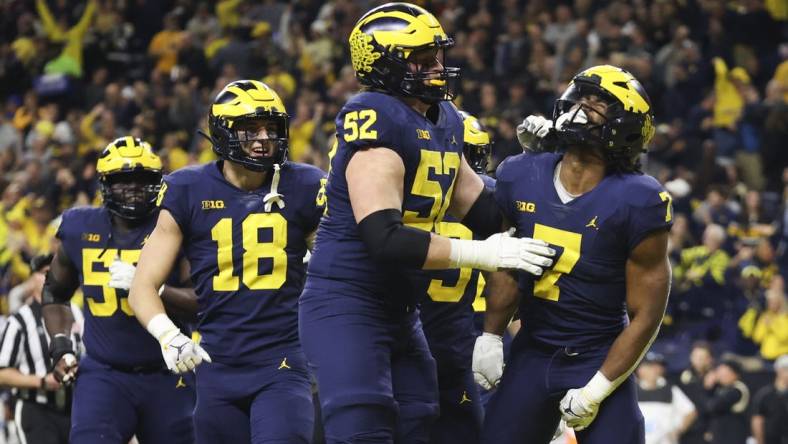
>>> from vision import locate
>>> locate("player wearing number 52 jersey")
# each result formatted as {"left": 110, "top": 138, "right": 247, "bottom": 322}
{"left": 41, "top": 137, "right": 197, "bottom": 444}
{"left": 302, "top": 3, "right": 555, "bottom": 443}
{"left": 419, "top": 112, "right": 495, "bottom": 444}
{"left": 478, "top": 65, "right": 673, "bottom": 444}
{"left": 128, "top": 80, "right": 323, "bottom": 444}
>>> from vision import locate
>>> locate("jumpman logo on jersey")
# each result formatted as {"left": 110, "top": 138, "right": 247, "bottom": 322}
{"left": 459, "top": 390, "right": 472, "bottom": 405}
{"left": 586, "top": 216, "right": 599, "bottom": 230}
{"left": 451, "top": 135, "right": 458, "bottom": 145}
{"left": 278, "top": 357, "right": 291, "bottom": 370}
{"left": 175, "top": 376, "right": 187, "bottom": 388}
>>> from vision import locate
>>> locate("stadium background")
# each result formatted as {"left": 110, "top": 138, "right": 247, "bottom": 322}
{"left": 0, "top": 0, "right": 785, "bottom": 442}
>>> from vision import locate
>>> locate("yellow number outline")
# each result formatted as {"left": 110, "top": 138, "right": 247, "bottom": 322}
{"left": 427, "top": 222, "right": 481, "bottom": 303}
{"left": 343, "top": 109, "right": 378, "bottom": 142}
{"left": 83, "top": 249, "right": 140, "bottom": 317}
{"left": 659, "top": 191, "right": 673, "bottom": 222}
{"left": 210, "top": 213, "right": 289, "bottom": 292}
{"left": 532, "top": 224, "right": 582, "bottom": 302}
{"left": 403, "top": 150, "right": 460, "bottom": 232}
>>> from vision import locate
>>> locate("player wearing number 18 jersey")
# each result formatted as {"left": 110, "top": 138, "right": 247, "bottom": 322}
{"left": 128, "top": 80, "right": 324, "bottom": 443}
{"left": 302, "top": 3, "right": 555, "bottom": 443}
{"left": 478, "top": 65, "right": 672, "bottom": 444}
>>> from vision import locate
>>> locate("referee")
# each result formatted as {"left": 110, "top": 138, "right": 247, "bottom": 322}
{"left": 0, "top": 254, "right": 82, "bottom": 444}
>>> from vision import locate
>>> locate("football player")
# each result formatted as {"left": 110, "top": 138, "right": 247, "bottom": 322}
{"left": 128, "top": 80, "right": 323, "bottom": 444}
{"left": 301, "top": 3, "right": 555, "bottom": 442}
{"left": 419, "top": 112, "right": 494, "bottom": 444}
{"left": 476, "top": 65, "right": 672, "bottom": 444}
{"left": 42, "top": 137, "right": 197, "bottom": 443}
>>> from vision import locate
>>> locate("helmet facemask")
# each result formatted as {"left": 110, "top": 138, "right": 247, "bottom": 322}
{"left": 552, "top": 81, "right": 649, "bottom": 172}
{"left": 100, "top": 170, "right": 162, "bottom": 220}
{"left": 209, "top": 110, "right": 289, "bottom": 173}
{"left": 399, "top": 41, "right": 460, "bottom": 104}
{"left": 464, "top": 142, "right": 492, "bottom": 174}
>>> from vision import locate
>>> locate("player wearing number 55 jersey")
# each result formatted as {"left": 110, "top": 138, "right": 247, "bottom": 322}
{"left": 419, "top": 112, "right": 495, "bottom": 444}
{"left": 478, "top": 65, "right": 673, "bottom": 444}
{"left": 41, "top": 137, "right": 197, "bottom": 444}
{"left": 128, "top": 80, "right": 323, "bottom": 443}
{"left": 302, "top": 3, "right": 555, "bottom": 443}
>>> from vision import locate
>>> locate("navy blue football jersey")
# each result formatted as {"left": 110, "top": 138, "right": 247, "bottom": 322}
{"left": 308, "top": 91, "right": 465, "bottom": 303}
{"left": 159, "top": 161, "right": 325, "bottom": 365}
{"left": 58, "top": 206, "right": 176, "bottom": 369}
{"left": 420, "top": 175, "right": 495, "bottom": 362}
{"left": 495, "top": 152, "right": 672, "bottom": 348}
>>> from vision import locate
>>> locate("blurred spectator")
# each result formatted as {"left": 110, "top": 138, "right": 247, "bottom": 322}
{"left": 673, "top": 224, "right": 730, "bottom": 326}
{"left": 637, "top": 352, "right": 697, "bottom": 444}
{"left": 751, "top": 354, "right": 788, "bottom": 444}
{"left": 703, "top": 360, "right": 751, "bottom": 444}
{"left": 750, "top": 275, "right": 788, "bottom": 360}
{"left": 679, "top": 341, "right": 715, "bottom": 444}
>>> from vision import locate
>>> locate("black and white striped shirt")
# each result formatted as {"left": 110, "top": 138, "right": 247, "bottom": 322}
{"left": 0, "top": 301, "right": 82, "bottom": 409}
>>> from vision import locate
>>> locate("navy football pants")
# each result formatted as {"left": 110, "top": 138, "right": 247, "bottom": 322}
{"left": 70, "top": 355, "right": 195, "bottom": 444}
{"left": 193, "top": 353, "right": 314, "bottom": 444}
{"left": 482, "top": 338, "right": 644, "bottom": 444}
{"left": 300, "top": 279, "right": 439, "bottom": 444}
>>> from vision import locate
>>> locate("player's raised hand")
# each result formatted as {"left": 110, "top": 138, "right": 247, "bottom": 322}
{"left": 147, "top": 314, "right": 211, "bottom": 374}
{"left": 108, "top": 259, "right": 136, "bottom": 291}
{"left": 472, "top": 333, "right": 503, "bottom": 390}
{"left": 516, "top": 115, "right": 553, "bottom": 149}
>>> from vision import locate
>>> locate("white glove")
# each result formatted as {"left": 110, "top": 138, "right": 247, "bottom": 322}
{"left": 108, "top": 259, "right": 136, "bottom": 291}
{"left": 449, "top": 229, "right": 555, "bottom": 275}
{"left": 559, "top": 371, "right": 614, "bottom": 431}
{"left": 555, "top": 108, "right": 588, "bottom": 130}
{"left": 147, "top": 314, "right": 211, "bottom": 374}
{"left": 472, "top": 332, "right": 503, "bottom": 390}
{"left": 516, "top": 115, "right": 554, "bottom": 149}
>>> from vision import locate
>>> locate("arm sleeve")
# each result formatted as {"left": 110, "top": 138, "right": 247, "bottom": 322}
{"left": 301, "top": 168, "right": 327, "bottom": 233}
{"left": 627, "top": 184, "right": 673, "bottom": 251}
{"left": 493, "top": 160, "right": 516, "bottom": 224}
{"left": 36, "top": 0, "right": 66, "bottom": 41}
{"left": 705, "top": 387, "right": 741, "bottom": 414}
{"left": 71, "top": 0, "right": 97, "bottom": 39}
{"left": 157, "top": 177, "right": 191, "bottom": 234}
{"left": 335, "top": 97, "right": 405, "bottom": 158}
{"left": 0, "top": 319, "right": 23, "bottom": 368}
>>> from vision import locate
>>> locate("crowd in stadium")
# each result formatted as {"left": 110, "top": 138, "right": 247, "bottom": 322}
{"left": 0, "top": 0, "right": 785, "bottom": 443}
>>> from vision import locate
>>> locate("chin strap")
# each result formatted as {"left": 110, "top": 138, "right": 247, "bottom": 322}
{"left": 263, "top": 163, "right": 285, "bottom": 212}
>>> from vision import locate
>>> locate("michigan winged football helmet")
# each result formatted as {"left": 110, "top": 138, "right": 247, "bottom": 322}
{"left": 206, "top": 80, "right": 289, "bottom": 172}
{"left": 459, "top": 111, "right": 492, "bottom": 174}
{"left": 552, "top": 65, "right": 656, "bottom": 172}
{"left": 349, "top": 2, "right": 460, "bottom": 103}
{"left": 97, "top": 137, "right": 163, "bottom": 220}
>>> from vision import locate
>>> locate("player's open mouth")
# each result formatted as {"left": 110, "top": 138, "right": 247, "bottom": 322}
{"left": 249, "top": 147, "right": 273, "bottom": 158}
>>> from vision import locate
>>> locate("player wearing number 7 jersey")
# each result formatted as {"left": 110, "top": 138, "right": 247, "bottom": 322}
{"left": 478, "top": 65, "right": 673, "bottom": 444}
{"left": 302, "top": 3, "right": 555, "bottom": 443}
{"left": 128, "top": 80, "right": 323, "bottom": 443}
